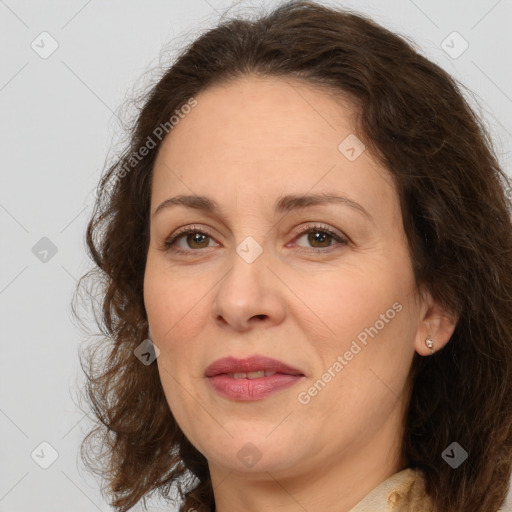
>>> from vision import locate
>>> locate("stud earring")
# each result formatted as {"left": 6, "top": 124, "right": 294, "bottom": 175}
{"left": 425, "top": 335, "right": 435, "bottom": 355}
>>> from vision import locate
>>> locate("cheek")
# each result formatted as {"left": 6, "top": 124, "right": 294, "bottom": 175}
{"left": 298, "top": 255, "right": 417, "bottom": 398}
{"left": 294, "top": 284, "right": 415, "bottom": 449}
{"left": 144, "top": 263, "right": 207, "bottom": 439}
{"left": 144, "top": 259, "right": 207, "bottom": 345}
{"left": 298, "top": 264, "right": 407, "bottom": 345}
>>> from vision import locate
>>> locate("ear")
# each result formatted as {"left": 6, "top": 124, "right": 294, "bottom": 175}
{"left": 414, "top": 291, "right": 458, "bottom": 356}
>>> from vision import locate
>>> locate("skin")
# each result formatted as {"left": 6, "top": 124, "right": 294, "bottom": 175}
{"left": 143, "top": 75, "right": 457, "bottom": 512}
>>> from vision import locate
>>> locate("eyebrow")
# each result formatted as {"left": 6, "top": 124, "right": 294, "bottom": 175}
{"left": 153, "top": 192, "right": 372, "bottom": 220}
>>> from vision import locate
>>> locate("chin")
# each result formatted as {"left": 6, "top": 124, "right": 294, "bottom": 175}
{"left": 196, "top": 429, "right": 301, "bottom": 475}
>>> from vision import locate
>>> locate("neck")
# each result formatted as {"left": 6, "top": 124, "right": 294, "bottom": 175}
{"left": 209, "top": 419, "right": 406, "bottom": 512}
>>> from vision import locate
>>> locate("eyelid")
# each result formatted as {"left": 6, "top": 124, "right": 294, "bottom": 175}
{"left": 289, "top": 222, "right": 350, "bottom": 245}
{"left": 163, "top": 224, "right": 217, "bottom": 251}
{"left": 162, "top": 222, "right": 350, "bottom": 254}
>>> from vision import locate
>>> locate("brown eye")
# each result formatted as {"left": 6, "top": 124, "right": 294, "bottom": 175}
{"left": 163, "top": 223, "right": 348, "bottom": 255}
{"left": 180, "top": 232, "right": 211, "bottom": 249}
{"left": 292, "top": 223, "right": 348, "bottom": 252}
{"left": 301, "top": 230, "right": 333, "bottom": 248}
{"left": 164, "top": 225, "right": 218, "bottom": 253}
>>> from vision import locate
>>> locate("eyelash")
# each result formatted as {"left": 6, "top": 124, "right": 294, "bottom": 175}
{"left": 162, "top": 223, "right": 349, "bottom": 255}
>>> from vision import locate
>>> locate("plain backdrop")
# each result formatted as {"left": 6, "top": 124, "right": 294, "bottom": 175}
{"left": 1, "top": 0, "right": 511, "bottom": 511}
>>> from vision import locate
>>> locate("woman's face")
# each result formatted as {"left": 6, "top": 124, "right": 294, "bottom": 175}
{"left": 144, "top": 75, "right": 429, "bottom": 481}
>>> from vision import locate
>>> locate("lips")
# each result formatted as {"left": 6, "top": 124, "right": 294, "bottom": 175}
{"left": 205, "top": 355, "right": 304, "bottom": 378}
{"left": 205, "top": 355, "right": 305, "bottom": 401}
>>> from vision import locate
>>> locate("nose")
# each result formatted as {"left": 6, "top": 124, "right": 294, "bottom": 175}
{"left": 211, "top": 248, "right": 287, "bottom": 332}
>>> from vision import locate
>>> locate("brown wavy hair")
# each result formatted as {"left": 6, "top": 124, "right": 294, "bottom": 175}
{"left": 74, "top": 1, "right": 512, "bottom": 511}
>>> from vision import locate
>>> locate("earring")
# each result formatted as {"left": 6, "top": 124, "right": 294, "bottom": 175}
{"left": 425, "top": 335, "right": 435, "bottom": 355}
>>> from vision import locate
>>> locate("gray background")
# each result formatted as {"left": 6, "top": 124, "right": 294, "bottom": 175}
{"left": 1, "top": 0, "right": 511, "bottom": 511}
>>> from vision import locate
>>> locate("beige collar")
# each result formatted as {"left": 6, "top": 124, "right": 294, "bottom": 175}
{"left": 348, "top": 468, "right": 433, "bottom": 512}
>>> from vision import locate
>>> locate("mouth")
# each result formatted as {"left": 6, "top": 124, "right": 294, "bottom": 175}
{"left": 225, "top": 370, "right": 280, "bottom": 379}
{"left": 205, "top": 355, "right": 305, "bottom": 401}
{"left": 205, "top": 355, "right": 304, "bottom": 378}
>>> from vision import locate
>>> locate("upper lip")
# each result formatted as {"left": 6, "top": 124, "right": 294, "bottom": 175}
{"left": 205, "top": 355, "right": 304, "bottom": 377}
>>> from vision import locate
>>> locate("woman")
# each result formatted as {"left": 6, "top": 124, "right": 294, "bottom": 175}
{"left": 76, "top": 1, "right": 512, "bottom": 511}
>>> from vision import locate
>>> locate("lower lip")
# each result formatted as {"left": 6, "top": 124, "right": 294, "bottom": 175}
{"left": 207, "top": 373, "right": 305, "bottom": 401}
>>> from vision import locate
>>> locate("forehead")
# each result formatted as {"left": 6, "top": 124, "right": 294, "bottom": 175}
{"left": 150, "top": 75, "right": 396, "bottom": 218}
{"left": 159, "top": 75, "right": 358, "bottom": 161}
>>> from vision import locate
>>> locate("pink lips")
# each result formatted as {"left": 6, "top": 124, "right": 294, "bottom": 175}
{"left": 205, "top": 355, "right": 305, "bottom": 401}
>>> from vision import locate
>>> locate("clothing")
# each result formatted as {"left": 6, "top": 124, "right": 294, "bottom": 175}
{"left": 348, "top": 467, "right": 433, "bottom": 511}
{"left": 348, "top": 467, "right": 506, "bottom": 512}
{"left": 210, "top": 469, "right": 428, "bottom": 511}
{"left": 211, "top": 467, "right": 505, "bottom": 511}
